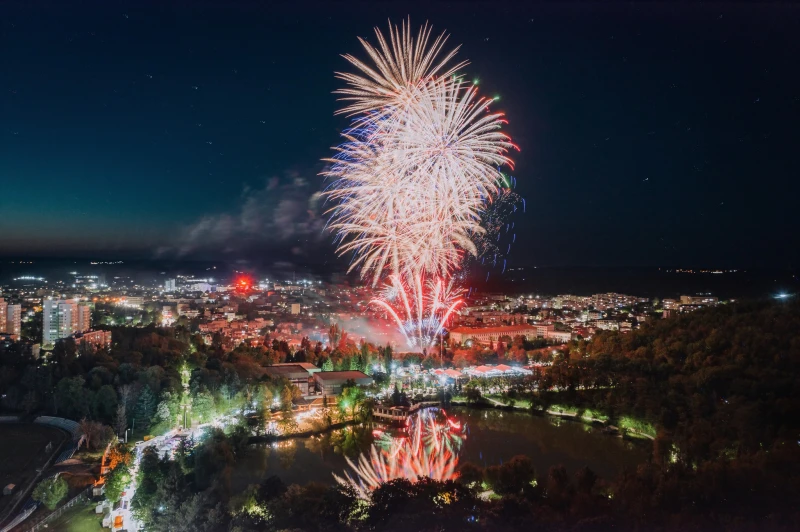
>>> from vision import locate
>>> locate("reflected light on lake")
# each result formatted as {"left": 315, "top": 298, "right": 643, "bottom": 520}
{"left": 334, "top": 408, "right": 466, "bottom": 499}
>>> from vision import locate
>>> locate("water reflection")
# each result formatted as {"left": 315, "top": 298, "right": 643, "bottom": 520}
{"left": 457, "top": 408, "right": 648, "bottom": 480}
{"left": 231, "top": 407, "right": 648, "bottom": 494}
{"left": 334, "top": 408, "right": 465, "bottom": 498}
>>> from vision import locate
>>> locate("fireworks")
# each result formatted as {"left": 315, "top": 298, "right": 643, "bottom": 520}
{"left": 372, "top": 273, "right": 463, "bottom": 349}
{"left": 325, "top": 20, "right": 517, "bottom": 348}
{"left": 334, "top": 408, "right": 466, "bottom": 499}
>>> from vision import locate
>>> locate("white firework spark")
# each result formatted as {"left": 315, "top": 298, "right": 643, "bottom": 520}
{"left": 324, "top": 20, "right": 517, "bottom": 348}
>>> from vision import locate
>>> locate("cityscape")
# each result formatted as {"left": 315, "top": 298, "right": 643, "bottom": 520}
{"left": 1, "top": 2, "right": 799, "bottom": 532}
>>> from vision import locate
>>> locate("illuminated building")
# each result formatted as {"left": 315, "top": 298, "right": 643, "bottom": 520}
{"left": 662, "top": 299, "right": 678, "bottom": 310}
{"left": 680, "top": 295, "right": 718, "bottom": 306}
{"left": 74, "top": 330, "right": 112, "bottom": 349}
{"left": 264, "top": 363, "right": 321, "bottom": 395}
{"left": 43, "top": 299, "right": 90, "bottom": 346}
{"left": 77, "top": 302, "right": 91, "bottom": 332}
{"left": 44, "top": 299, "right": 77, "bottom": 346}
{"left": 0, "top": 299, "right": 22, "bottom": 339}
{"left": 314, "top": 371, "right": 373, "bottom": 395}
{"left": 448, "top": 324, "right": 536, "bottom": 345}
{"left": 7, "top": 304, "right": 21, "bottom": 338}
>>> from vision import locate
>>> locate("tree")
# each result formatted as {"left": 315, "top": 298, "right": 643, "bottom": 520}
{"left": 79, "top": 418, "right": 114, "bottom": 451}
{"left": 328, "top": 324, "right": 342, "bottom": 348}
{"left": 32, "top": 476, "right": 68, "bottom": 510}
{"left": 464, "top": 382, "right": 482, "bottom": 404}
{"left": 278, "top": 408, "right": 298, "bottom": 435}
{"left": 114, "top": 403, "right": 127, "bottom": 437}
{"left": 484, "top": 455, "right": 535, "bottom": 495}
{"left": 105, "top": 462, "right": 131, "bottom": 503}
{"left": 322, "top": 358, "right": 333, "bottom": 372}
{"left": 92, "top": 384, "right": 118, "bottom": 424}
{"left": 457, "top": 462, "right": 484, "bottom": 489}
{"left": 192, "top": 391, "right": 215, "bottom": 423}
{"left": 338, "top": 385, "right": 365, "bottom": 420}
{"left": 384, "top": 344, "right": 393, "bottom": 374}
{"left": 134, "top": 385, "right": 157, "bottom": 431}
{"left": 279, "top": 385, "right": 294, "bottom": 412}
{"left": 54, "top": 376, "right": 90, "bottom": 420}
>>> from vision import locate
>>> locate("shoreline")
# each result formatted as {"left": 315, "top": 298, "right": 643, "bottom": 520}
{"left": 247, "top": 400, "right": 655, "bottom": 444}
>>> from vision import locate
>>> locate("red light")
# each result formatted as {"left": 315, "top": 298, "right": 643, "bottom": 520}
{"left": 234, "top": 275, "right": 253, "bottom": 292}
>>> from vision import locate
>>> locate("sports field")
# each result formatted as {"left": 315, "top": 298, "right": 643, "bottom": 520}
{"left": 0, "top": 423, "right": 66, "bottom": 514}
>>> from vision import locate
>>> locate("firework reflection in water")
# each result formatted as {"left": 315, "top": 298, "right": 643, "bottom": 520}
{"left": 334, "top": 408, "right": 466, "bottom": 499}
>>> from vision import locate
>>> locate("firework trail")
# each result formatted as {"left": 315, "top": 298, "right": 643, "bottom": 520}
{"left": 333, "top": 408, "right": 466, "bottom": 499}
{"left": 325, "top": 20, "right": 517, "bottom": 348}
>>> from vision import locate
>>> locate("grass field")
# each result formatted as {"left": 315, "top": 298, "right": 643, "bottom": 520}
{"left": 0, "top": 423, "right": 66, "bottom": 514}
{"left": 46, "top": 501, "right": 104, "bottom": 532}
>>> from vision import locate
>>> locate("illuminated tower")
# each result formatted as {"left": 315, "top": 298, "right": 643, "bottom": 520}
{"left": 43, "top": 299, "right": 79, "bottom": 346}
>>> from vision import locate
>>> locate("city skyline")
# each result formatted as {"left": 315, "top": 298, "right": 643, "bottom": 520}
{"left": 2, "top": 1, "right": 799, "bottom": 269}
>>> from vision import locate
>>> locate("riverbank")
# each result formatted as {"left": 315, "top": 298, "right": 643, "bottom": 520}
{"left": 451, "top": 397, "right": 656, "bottom": 441}
{"left": 248, "top": 418, "right": 358, "bottom": 444}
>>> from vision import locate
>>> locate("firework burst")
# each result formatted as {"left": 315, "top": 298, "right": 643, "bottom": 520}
{"left": 325, "top": 20, "right": 517, "bottom": 348}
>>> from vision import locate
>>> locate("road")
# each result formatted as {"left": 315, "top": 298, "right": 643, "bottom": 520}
{"left": 107, "top": 413, "right": 241, "bottom": 531}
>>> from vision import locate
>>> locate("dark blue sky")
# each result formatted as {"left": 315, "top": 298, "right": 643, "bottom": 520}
{"left": 1, "top": 1, "right": 798, "bottom": 272}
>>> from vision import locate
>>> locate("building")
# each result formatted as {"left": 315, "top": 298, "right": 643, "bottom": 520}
{"left": 264, "top": 363, "right": 321, "bottom": 395}
{"left": 42, "top": 299, "right": 92, "bottom": 346}
{"left": 74, "top": 330, "right": 112, "bottom": 349}
{"left": 553, "top": 295, "right": 591, "bottom": 310}
{"left": 546, "top": 330, "right": 573, "bottom": 343}
{"left": 591, "top": 293, "right": 638, "bottom": 311}
{"left": 290, "top": 303, "right": 301, "bottom": 315}
{"left": 680, "top": 295, "right": 718, "bottom": 306}
{"left": 314, "top": 370, "right": 373, "bottom": 396}
{"left": 77, "top": 302, "right": 91, "bottom": 333}
{"left": 121, "top": 297, "right": 144, "bottom": 307}
{"left": 0, "top": 299, "right": 21, "bottom": 338}
{"left": 43, "top": 299, "right": 78, "bottom": 346}
{"left": 165, "top": 278, "right": 176, "bottom": 292}
{"left": 449, "top": 324, "right": 537, "bottom": 346}
{"left": 7, "top": 304, "right": 21, "bottom": 338}
{"left": 662, "top": 299, "right": 678, "bottom": 310}
{"left": 594, "top": 319, "right": 620, "bottom": 331}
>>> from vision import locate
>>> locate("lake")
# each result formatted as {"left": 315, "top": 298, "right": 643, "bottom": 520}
{"left": 231, "top": 407, "right": 650, "bottom": 493}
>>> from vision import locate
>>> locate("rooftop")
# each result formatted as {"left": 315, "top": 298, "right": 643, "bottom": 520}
{"left": 271, "top": 362, "right": 321, "bottom": 373}
{"left": 449, "top": 324, "right": 537, "bottom": 334}
{"left": 314, "top": 370, "right": 371, "bottom": 381}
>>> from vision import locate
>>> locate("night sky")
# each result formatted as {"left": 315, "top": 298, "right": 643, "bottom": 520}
{"left": 1, "top": 1, "right": 799, "bottom": 272}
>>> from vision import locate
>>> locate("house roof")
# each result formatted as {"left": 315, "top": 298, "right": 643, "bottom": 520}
{"left": 264, "top": 365, "right": 313, "bottom": 379}
{"left": 272, "top": 362, "right": 321, "bottom": 373}
{"left": 314, "top": 370, "right": 372, "bottom": 382}
{"left": 449, "top": 324, "right": 537, "bottom": 335}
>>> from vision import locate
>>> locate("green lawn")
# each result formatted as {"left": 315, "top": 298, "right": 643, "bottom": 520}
{"left": 47, "top": 501, "right": 104, "bottom": 532}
